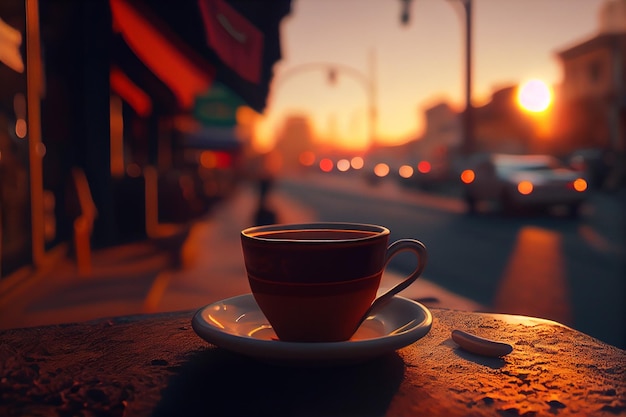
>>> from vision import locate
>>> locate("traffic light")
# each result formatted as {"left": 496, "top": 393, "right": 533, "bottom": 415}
{"left": 328, "top": 68, "right": 336, "bottom": 85}
{"left": 400, "top": 0, "right": 412, "bottom": 26}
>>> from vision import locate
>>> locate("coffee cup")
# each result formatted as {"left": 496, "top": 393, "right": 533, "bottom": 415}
{"left": 240, "top": 222, "right": 428, "bottom": 342}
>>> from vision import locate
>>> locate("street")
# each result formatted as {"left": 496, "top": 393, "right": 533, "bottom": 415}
{"left": 276, "top": 172, "right": 626, "bottom": 349}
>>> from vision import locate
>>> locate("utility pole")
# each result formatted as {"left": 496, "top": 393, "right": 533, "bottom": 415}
{"left": 400, "top": 0, "right": 474, "bottom": 155}
{"left": 461, "top": 0, "right": 474, "bottom": 155}
{"left": 26, "top": 0, "right": 45, "bottom": 266}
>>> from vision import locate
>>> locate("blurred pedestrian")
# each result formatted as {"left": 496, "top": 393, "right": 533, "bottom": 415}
{"left": 252, "top": 151, "right": 282, "bottom": 226}
{"left": 253, "top": 175, "right": 277, "bottom": 226}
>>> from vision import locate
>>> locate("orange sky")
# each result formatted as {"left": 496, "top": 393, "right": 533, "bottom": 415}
{"left": 251, "top": 0, "right": 607, "bottom": 153}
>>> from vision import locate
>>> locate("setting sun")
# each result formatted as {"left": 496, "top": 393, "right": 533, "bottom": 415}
{"left": 517, "top": 79, "right": 553, "bottom": 112}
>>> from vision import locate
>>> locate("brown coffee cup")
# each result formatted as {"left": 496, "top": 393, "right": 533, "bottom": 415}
{"left": 240, "top": 222, "right": 428, "bottom": 342}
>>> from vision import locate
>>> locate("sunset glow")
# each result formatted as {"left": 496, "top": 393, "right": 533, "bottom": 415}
{"left": 251, "top": 0, "right": 601, "bottom": 152}
{"left": 517, "top": 79, "right": 553, "bottom": 113}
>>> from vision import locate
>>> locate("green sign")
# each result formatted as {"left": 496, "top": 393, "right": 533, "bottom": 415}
{"left": 193, "top": 82, "right": 244, "bottom": 127}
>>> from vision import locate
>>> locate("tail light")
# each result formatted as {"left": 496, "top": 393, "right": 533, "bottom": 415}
{"left": 517, "top": 181, "right": 533, "bottom": 195}
{"left": 417, "top": 161, "right": 431, "bottom": 174}
{"left": 460, "top": 169, "right": 475, "bottom": 184}
{"left": 571, "top": 178, "right": 588, "bottom": 192}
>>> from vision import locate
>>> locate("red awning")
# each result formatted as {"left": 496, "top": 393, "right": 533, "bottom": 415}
{"left": 110, "top": 66, "right": 152, "bottom": 117}
{"left": 198, "top": 0, "right": 263, "bottom": 84}
{"left": 110, "top": 0, "right": 215, "bottom": 111}
{"left": 110, "top": 0, "right": 291, "bottom": 114}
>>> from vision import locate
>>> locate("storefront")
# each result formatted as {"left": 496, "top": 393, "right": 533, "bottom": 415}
{"left": 0, "top": 0, "right": 292, "bottom": 280}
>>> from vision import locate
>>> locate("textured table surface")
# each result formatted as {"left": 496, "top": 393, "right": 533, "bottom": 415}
{"left": 1, "top": 308, "right": 624, "bottom": 417}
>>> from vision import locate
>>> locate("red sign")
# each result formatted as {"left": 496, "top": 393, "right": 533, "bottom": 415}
{"left": 198, "top": 0, "right": 264, "bottom": 84}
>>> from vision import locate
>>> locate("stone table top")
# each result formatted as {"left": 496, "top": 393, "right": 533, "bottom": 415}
{"left": 1, "top": 308, "right": 624, "bottom": 417}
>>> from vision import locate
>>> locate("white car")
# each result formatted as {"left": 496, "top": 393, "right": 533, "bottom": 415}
{"left": 460, "top": 154, "right": 588, "bottom": 216}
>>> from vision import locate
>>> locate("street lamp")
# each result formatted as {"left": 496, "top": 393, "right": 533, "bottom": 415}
{"left": 272, "top": 53, "right": 377, "bottom": 148}
{"left": 400, "top": 0, "right": 474, "bottom": 155}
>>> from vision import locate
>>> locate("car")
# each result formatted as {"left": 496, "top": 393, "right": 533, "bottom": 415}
{"left": 396, "top": 158, "right": 452, "bottom": 190}
{"left": 567, "top": 148, "right": 613, "bottom": 189}
{"left": 459, "top": 153, "right": 589, "bottom": 216}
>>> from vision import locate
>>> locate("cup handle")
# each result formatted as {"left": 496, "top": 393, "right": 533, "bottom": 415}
{"left": 380, "top": 239, "right": 428, "bottom": 299}
{"left": 359, "top": 239, "right": 428, "bottom": 325}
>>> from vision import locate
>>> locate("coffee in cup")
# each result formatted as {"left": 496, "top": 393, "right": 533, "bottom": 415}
{"left": 240, "top": 222, "right": 428, "bottom": 342}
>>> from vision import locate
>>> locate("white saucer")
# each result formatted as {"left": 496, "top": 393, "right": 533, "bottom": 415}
{"left": 191, "top": 293, "right": 432, "bottom": 366}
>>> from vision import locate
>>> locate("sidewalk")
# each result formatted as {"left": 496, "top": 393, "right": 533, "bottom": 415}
{"left": 0, "top": 182, "right": 483, "bottom": 331}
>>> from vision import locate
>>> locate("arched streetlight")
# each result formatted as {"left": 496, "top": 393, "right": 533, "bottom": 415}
{"left": 272, "top": 52, "right": 378, "bottom": 148}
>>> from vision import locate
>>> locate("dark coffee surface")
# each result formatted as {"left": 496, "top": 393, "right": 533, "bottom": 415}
{"left": 241, "top": 228, "right": 389, "bottom": 283}
{"left": 249, "top": 229, "right": 379, "bottom": 241}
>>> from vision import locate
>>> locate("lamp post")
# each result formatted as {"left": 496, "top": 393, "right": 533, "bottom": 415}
{"left": 26, "top": 0, "right": 45, "bottom": 266}
{"left": 273, "top": 52, "right": 377, "bottom": 148}
{"left": 401, "top": 0, "right": 474, "bottom": 155}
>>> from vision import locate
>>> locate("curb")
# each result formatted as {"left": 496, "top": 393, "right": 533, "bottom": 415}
{"left": 0, "top": 243, "right": 69, "bottom": 306}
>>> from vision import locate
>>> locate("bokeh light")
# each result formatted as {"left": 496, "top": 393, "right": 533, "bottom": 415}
{"left": 374, "top": 163, "right": 390, "bottom": 178}
{"left": 350, "top": 156, "right": 364, "bottom": 170}
{"left": 517, "top": 180, "right": 534, "bottom": 195}
{"left": 299, "top": 151, "right": 316, "bottom": 167}
{"left": 398, "top": 165, "right": 414, "bottom": 179}
{"left": 460, "top": 169, "right": 475, "bottom": 184}
{"left": 417, "top": 161, "right": 431, "bottom": 174}
{"left": 319, "top": 158, "right": 333, "bottom": 172}
{"left": 573, "top": 178, "right": 588, "bottom": 192}
{"left": 336, "top": 159, "right": 350, "bottom": 172}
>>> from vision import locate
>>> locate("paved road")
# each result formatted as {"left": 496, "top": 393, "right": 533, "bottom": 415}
{"left": 277, "top": 172, "right": 626, "bottom": 349}
{"left": 0, "top": 180, "right": 481, "bottom": 332}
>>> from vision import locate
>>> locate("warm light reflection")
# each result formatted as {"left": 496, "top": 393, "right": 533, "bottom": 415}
{"left": 15, "top": 119, "right": 27, "bottom": 138}
{"left": 350, "top": 156, "right": 364, "bottom": 170}
{"left": 494, "top": 227, "right": 572, "bottom": 325}
{"left": 460, "top": 169, "right": 475, "bottom": 184}
{"left": 336, "top": 158, "right": 350, "bottom": 172}
{"left": 517, "top": 181, "right": 533, "bottom": 195}
{"left": 398, "top": 165, "right": 414, "bottom": 179}
{"left": 373, "top": 163, "right": 389, "bottom": 177}
{"left": 207, "top": 314, "right": 225, "bottom": 329}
